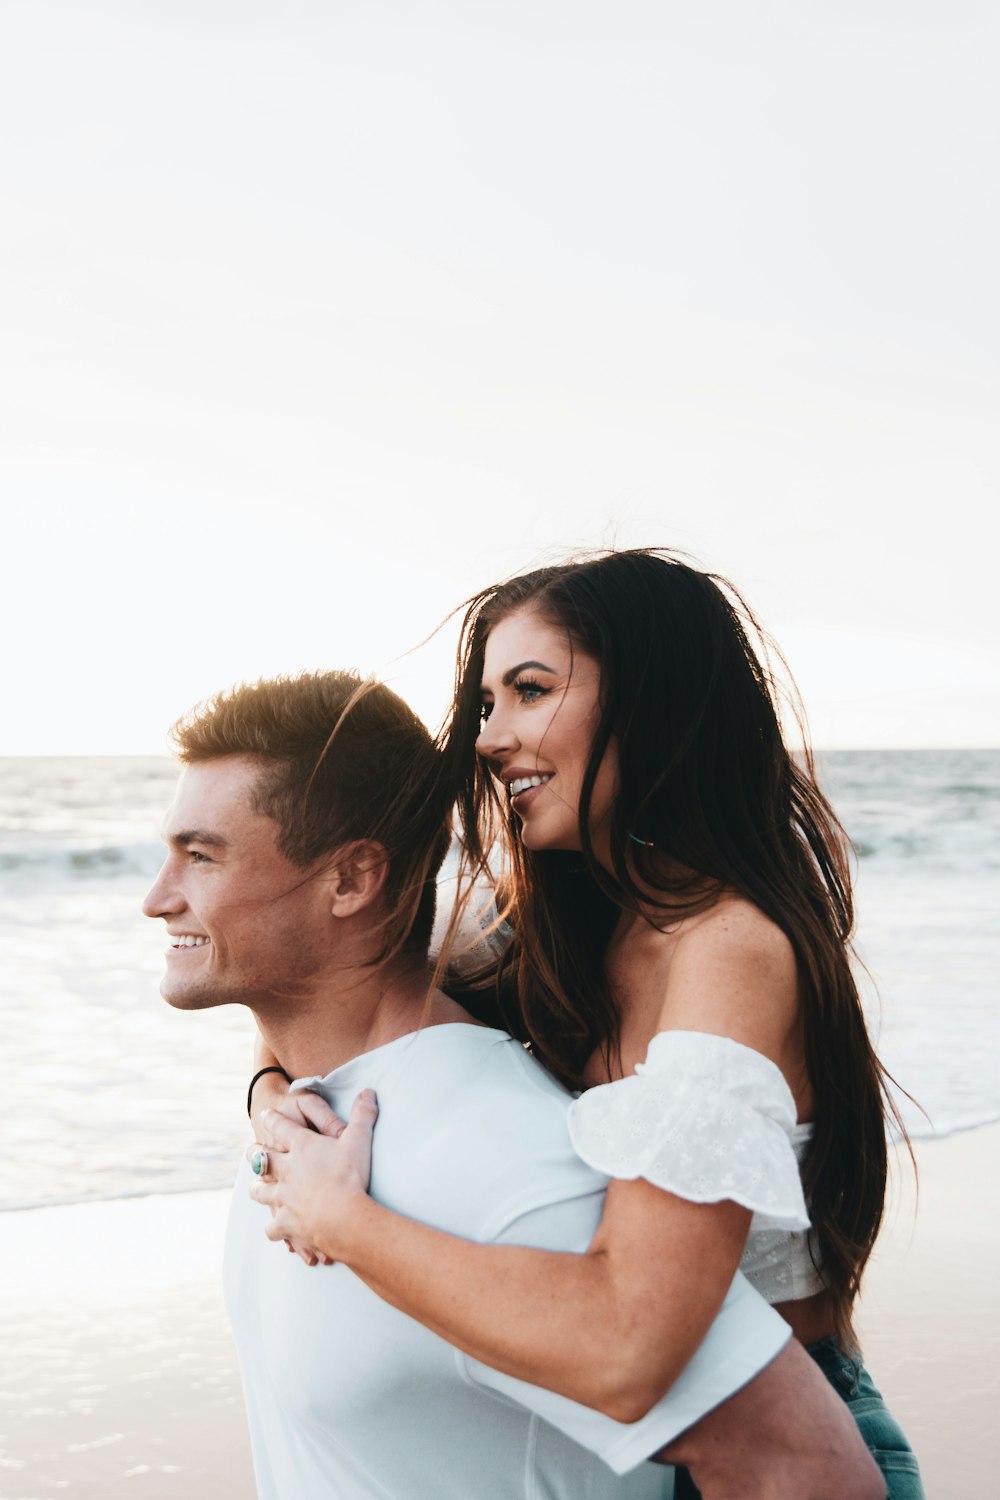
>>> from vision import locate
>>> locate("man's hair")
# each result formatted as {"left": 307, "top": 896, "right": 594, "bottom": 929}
{"left": 171, "top": 671, "right": 451, "bottom": 959}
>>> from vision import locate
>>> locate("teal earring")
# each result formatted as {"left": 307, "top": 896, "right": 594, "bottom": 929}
{"left": 627, "top": 832, "right": 656, "bottom": 848}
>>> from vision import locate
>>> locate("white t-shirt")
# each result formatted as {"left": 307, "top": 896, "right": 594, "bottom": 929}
{"left": 224, "top": 1024, "right": 790, "bottom": 1500}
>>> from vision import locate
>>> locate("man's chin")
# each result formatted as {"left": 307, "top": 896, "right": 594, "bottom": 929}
{"left": 159, "top": 979, "right": 229, "bottom": 1012}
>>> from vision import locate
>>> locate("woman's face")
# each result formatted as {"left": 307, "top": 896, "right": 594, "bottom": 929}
{"left": 476, "top": 608, "right": 618, "bottom": 857}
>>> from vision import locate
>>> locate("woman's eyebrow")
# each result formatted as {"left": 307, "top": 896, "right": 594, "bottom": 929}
{"left": 501, "top": 659, "right": 557, "bottom": 686}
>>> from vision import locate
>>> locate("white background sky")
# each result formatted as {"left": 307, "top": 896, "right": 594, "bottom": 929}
{"left": 2, "top": 0, "right": 997, "bottom": 753}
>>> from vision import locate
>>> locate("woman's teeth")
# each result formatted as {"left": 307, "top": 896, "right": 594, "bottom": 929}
{"left": 509, "top": 775, "right": 552, "bottom": 797}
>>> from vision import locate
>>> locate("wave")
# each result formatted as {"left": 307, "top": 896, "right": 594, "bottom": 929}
{"left": 2, "top": 827, "right": 995, "bottom": 887}
{"left": 0, "top": 839, "right": 164, "bottom": 887}
{"left": 851, "top": 830, "right": 1000, "bottom": 867}
{"left": 894, "top": 1107, "right": 1000, "bottom": 1143}
{"left": 2, "top": 751, "right": 999, "bottom": 887}
{"left": 0, "top": 1179, "right": 235, "bottom": 1215}
{"left": 818, "top": 749, "right": 1000, "bottom": 868}
{"left": 7, "top": 831, "right": 996, "bottom": 888}
{"left": 4, "top": 1111, "right": 1000, "bottom": 1216}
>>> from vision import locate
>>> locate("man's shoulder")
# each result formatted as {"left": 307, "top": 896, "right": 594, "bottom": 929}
{"left": 393, "top": 1023, "right": 581, "bottom": 1141}
{"left": 400, "top": 1022, "right": 571, "bottom": 1104}
{"left": 369, "top": 1025, "right": 605, "bottom": 1240}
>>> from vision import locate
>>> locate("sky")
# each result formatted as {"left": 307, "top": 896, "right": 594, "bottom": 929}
{"left": 2, "top": 0, "right": 997, "bottom": 753}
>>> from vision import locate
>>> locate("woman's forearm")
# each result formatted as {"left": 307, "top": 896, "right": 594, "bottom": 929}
{"left": 249, "top": 1034, "right": 290, "bottom": 1138}
{"left": 333, "top": 1178, "right": 750, "bottom": 1421}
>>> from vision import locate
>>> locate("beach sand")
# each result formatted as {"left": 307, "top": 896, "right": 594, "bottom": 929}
{"left": 3, "top": 1126, "right": 996, "bottom": 1499}
{"left": 0, "top": 1191, "right": 253, "bottom": 1500}
{"left": 855, "top": 1121, "right": 999, "bottom": 1498}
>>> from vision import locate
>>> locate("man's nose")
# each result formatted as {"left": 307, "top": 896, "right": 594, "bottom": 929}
{"left": 142, "top": 860, "right": 182, "bottom": 919}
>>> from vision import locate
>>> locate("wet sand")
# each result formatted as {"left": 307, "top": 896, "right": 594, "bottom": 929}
{"left": 0, "top": 1191, "right": 253, "bottom": 1499}
{"left": 856, "top": 1120, "right": 999, "bottom": 1498}
{"left": 3, "top": 1124, "right": 996, "bottom": 1498}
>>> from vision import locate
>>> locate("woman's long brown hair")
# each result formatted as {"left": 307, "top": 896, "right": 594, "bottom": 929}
{"left": 438, "top": 548, "right": 910, "bottom": 1349}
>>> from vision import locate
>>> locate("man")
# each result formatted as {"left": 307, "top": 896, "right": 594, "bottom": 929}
{"left": 144, "top": 671, "right": 882, "bottom": 1500}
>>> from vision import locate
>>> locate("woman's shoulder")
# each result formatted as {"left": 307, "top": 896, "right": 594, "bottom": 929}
{"left": 658, "top": 895, "right": 800, "bottom": 1055}
{"left": 674, "top": 894, "right": 796, "bottom": 976}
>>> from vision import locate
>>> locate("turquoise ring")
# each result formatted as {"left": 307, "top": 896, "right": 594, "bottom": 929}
{"left": 250, "top": 1147, "right": 269, "bottom": 1178}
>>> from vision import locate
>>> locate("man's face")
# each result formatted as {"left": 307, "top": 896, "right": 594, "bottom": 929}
{"left": 143, "top": 755, "right": 333, "bottom": 1012}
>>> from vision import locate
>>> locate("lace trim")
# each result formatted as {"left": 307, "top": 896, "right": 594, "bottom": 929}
{"left": 567, "top": 1030, "right": 811, "bottom": 1229}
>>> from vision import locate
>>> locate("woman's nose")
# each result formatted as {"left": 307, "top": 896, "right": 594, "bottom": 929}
{"left": 476, "top": 707, "right": 518, "bottom": 761}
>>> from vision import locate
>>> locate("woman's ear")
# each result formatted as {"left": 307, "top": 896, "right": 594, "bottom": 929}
{"left": 327, "top": 840, "right": 389, "bottom": 919}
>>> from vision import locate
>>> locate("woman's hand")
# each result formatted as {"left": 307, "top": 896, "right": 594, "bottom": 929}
{"left": 263, "top": 1088, "right": 345, "bottom": 1139}
{"left": 248, "top": 1090, "right": 379, "bottom": 1265}
{"left": 251, "top": 1090, "right": 348, "bottom": 1264}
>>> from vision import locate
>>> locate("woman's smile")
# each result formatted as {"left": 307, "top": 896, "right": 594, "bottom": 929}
{"left": 504, "top": 769, "right": 555, "bottom": 810}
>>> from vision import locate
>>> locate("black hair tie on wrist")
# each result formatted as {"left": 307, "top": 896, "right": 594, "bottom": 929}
{"left": 247, "top": 1065, "right": 292, "bottom": 1118}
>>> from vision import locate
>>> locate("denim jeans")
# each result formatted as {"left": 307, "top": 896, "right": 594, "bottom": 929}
{"left": 807, "top": 1336, "right": 924, "bottom": 1499}
{"left": 672, "top": 1336, "right": 924, "bottom": 1499}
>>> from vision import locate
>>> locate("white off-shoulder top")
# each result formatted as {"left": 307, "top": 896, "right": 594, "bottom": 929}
{"left": 566, "top": 1030, "right": 825, "bottom": 1304}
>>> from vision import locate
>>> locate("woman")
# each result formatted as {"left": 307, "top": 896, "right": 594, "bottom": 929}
{"left": 250, "top": 550, "right": 923, "bottom": 1497}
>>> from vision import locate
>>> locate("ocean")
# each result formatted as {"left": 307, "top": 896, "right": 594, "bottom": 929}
{"left": 2, "top": 750, "right": 998, "bottom": 1213}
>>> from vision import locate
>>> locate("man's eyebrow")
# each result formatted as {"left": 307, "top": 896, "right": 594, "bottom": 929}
{"left": 500, "top": 660, "right": 558, "bottom": 687}
{"left": 167, "top": 828, "right": 229, "bottom": 850}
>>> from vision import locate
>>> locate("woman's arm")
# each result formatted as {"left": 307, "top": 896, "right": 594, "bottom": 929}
{"left": 249, "top": 1033, "right": 292, "bottom": 1139}
{"left": 255, "top": 1099, "right": 750, "bottom": 1423}
{"left": 252, "top": 905, "right": 801, "bottom": 1421}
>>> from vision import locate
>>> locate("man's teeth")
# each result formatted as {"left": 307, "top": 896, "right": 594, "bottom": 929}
{"left": 509, "top": 775, "right": 552, "bottom": 797}
{"left": 172, "top": 935, "right": 210, "bottom": 948}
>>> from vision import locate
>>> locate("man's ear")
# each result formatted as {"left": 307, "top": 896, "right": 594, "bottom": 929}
{"left": 326, "top": 840, "right": 389, "bottom": 919}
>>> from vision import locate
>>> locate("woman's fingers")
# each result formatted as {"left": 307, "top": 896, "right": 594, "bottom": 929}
{"left": 247, "top": 1142, "right": 285, "bottom": 1178}
{"left": 260, "top": 1107, "right": 307, "bottom": 1150}
{"left": 331, "top": 1089, "right": 379, "bottom": 1191}
{"left": 294, "top": 1091, "right": 348, "bottom": 1137}
{"left": 249, "top": 1174, "right": 276, "bottom": 1205}
{"left": 261, "top": 1087, "right": 377, "bottom": 1151}
{"left": 350, "top": 1088, "right": 379, "bottom": 1130}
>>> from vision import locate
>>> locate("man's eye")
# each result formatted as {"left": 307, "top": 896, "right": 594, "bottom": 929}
{"left": 188, "top": 850, "right": 211, "bottom": 863}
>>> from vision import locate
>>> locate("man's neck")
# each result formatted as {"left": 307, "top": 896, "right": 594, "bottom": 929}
{"left": 252, "top": 956, "right": 475, "bottom": 1081}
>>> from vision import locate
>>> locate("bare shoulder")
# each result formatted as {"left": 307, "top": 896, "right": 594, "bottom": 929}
{"left": 659, "top": 896, "right": 800, "bottom": 1058}
{"left": 677, "top": 896, "right": 797, "bottom": 983}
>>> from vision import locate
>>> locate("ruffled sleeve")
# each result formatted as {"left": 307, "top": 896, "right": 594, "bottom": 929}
{"left": 566, "top": 1030, "right": 810, "bottom": 1230}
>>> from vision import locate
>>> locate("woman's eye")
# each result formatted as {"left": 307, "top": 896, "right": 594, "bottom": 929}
{"left": 514, "top": 678, "right": 547, "bottom": 703}
{"left": 480, "top": 701, "right": 494, "bottom": 723}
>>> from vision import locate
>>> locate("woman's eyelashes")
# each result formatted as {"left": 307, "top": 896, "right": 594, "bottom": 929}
{"left": 512, "top": 676, "right": 549, "bottom": 704}
{"left": 480, "top": 677, "right": 552, "bottom": 723}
